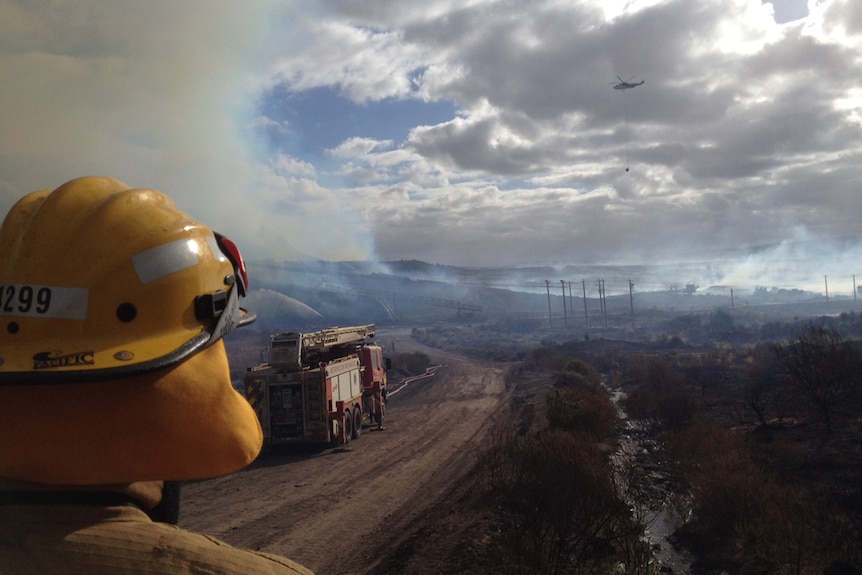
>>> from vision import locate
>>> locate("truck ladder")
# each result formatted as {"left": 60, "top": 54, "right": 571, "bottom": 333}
{"left": 300, "top": 324, "right": 375, "bottom": 351}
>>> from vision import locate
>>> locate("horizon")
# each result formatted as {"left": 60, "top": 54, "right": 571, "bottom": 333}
{"left": 249, "top": 248, "right": 862, "bottom": 300}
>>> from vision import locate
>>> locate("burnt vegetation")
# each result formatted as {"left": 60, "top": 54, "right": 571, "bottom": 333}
{"left": 388, "top": 350, "right": 432, "bottom": 378}
{"left": 415, "top": 314, "right": 862, "bottom": 575}
{"left": 228, "top": 261, "right": 862, "bottom": 574}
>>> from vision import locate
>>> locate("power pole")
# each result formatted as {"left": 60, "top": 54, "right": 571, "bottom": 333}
{"left": 602, "top": 279, "right": 608, "bottom": 327}
{"left": 545, "top": 280, "right": 552, "bottom": 328}
{"left": 854, "top": 275, "right": 857, "bottom": 302}
{"left": 595, "top": 280, "right": 601, "bottom": 326}
{"left": 560, "top": 280, "right": 568, "bottom": 329}
{"left": 825, "top": 276, "right": 829, "bottom": 301}
{"left": 597, "top": 279, "right": 607, "bottom": 328}
{"left": 582, "top": 280, "right": 588, "bottom": 328}
{"left": 628, "top": 279, "right": 635, "bottom": 325}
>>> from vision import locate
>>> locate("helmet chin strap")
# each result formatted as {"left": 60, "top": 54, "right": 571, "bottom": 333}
{"left": 147, "top": 481, "right": 181, "bottom": 524}
{"left": 206, "top": 279, "right": 257, "bottom": 346}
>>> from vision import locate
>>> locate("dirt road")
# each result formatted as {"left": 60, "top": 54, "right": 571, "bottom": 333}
{"left": 179, "top": 330, "right": 511, "bottom": 575}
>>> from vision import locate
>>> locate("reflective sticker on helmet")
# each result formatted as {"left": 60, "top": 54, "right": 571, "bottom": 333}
{"left": 0, "top": 284, "right": 88, "bottom": 320}
{"left": 206, "top": 234, "right": 227, "bottom": 263}
{"left": 132, "top": 238, "right": 201, "bottom": 284}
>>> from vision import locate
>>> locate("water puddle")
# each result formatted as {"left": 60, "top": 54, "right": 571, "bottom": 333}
{"left": 608, "top": 387, "right": 696, "bottom": 574}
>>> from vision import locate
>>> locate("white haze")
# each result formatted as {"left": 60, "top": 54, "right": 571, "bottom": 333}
{"left": 0, "top": 1, "right": 376, "bottom": 262}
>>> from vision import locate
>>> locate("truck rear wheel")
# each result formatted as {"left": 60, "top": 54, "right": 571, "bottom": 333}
{"left": 342, "top": 412, "right": 352, "bottom": 445}
{"left": 352, "top": 407, "right": 362, "bottom": 439}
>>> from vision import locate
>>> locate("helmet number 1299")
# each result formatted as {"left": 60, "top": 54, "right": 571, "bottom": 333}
{"left": 0, "top": 284, "right": 88, "bottom": 320}
{"left": 1, "top": 284, "right": 52, "bottom": 315}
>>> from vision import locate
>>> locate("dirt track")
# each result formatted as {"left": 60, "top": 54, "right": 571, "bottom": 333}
{"left": 179, "top": 329, "right": 511, "bottom": 575}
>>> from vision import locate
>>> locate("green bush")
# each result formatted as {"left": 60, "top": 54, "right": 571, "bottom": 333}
{"left": 555, "top": 358, "right": 601, "bottom": 388}
{"left": 547, "top": 386, "right": 618, "bottom": 442}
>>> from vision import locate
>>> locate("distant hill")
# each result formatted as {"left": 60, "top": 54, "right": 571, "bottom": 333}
{"left": 239, "top": 258, "right": 845, "bottom": 333}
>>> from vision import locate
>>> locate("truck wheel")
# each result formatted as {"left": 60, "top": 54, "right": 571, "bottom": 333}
{"left": 342, "top": 412, "right": 352, "bottom": 445}
{"left": 352, "top": 407, "right": 362, "bottom": 439}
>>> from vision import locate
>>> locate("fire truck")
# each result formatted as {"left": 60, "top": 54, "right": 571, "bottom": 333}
{"left": 244, "top": 324, "right": 389, "bottom": 446}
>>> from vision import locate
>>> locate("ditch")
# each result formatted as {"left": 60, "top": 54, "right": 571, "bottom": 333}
{"left": 609, "top": 386, "right": 697, "bottom": 574}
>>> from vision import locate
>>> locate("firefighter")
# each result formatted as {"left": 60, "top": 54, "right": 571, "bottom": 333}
{"left": 0, "top": 177, "right": 314, "bottom": 575}
{"left": 376, "top": 383, "right": 388, "bottom": 430}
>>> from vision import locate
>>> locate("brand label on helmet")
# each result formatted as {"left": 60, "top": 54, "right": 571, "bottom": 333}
{"left": 0, "top": 284, "right": 88, "bottom": 320}
{"left": 32, "top": 350, "right": 95, "bottom": 370}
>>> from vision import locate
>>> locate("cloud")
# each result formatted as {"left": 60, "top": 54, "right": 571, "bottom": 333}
{"left": 268, "top": 17, "right": 426, "bottom": 103}
{"left": 3, "top": 0, "right": 862, "bottom": 286}
{"left": 305, "top": 0, "right": 862, "bottom": 270}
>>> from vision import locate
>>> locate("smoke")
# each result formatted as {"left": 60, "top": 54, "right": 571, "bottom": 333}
{"left": 351, "top": 227, "right": 862, "bottom": 300}
{"left": 715, "top": 229, "right": 862, "bottom": 296}
{"left": 0, "top": 1, "right": 377, "bottom": 263}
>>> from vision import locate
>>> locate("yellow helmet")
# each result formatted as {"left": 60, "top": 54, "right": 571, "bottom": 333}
{"left": 0, "top": 176, "right": 254, "bottom": 381}
{"left": 0, "top": 177, "right": 262, "bottom": 484}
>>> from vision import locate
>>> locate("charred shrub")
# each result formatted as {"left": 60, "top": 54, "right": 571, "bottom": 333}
{"left": 773, "top": 324, "right": 862, "bottom": 433}
{"left": 394, "top": 351, "right": 431, "bottom": 376}
{"left": 665, "top": 420, "right": 835, "bottom": 574}
{"left": 525, "top": 341, "right": 570, "bottom": 371}
{"left": 621, "top": 355, "right": 698, "bottom": 430}
{"left": 665, "top": 421, "right": 766, "bottom": 542}
{"left": 481, "top": 429, "right": 630, "bottom": 575}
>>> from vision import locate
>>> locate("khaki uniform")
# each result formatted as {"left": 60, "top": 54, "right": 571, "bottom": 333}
{"left": 0, "top": 483, "right": 314, "bottom": 575}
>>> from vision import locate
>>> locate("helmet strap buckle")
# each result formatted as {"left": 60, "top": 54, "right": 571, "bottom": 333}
{"left": 194, "top": 290, "right": 228, "bottom": 321}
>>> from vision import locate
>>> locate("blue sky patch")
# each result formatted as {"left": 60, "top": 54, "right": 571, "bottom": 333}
{"left": 259, "top": 85, "right": 458, "bottom": 163}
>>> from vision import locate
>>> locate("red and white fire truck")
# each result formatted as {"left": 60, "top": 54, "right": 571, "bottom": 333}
{"left": 244, "top": 324, "right": 389, "bottom": 446}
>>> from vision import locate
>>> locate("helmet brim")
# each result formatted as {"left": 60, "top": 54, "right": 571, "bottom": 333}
{"left": 0, "top": 340, "right": 262, "bottom": 484}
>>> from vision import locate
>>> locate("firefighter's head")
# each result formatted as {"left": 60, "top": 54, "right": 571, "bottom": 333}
{"left": 0, "top": 176, "right": 263, "bottom": 485}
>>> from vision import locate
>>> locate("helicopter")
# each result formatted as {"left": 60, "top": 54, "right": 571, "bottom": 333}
{"left": 609, "top": 75, "right": 644, "bottom": 172}
{"left": 611, "top": 75, "right": 644, "bottom": 90}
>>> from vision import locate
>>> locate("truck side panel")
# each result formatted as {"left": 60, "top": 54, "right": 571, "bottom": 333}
{"left": 326, "top": 356, "right": 362, "bottom": 407}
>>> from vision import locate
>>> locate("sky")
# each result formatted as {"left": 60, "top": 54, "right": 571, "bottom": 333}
{"left": 1, "top": 0, "right": 861, "bottom": 292}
